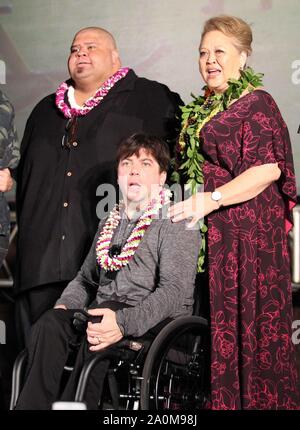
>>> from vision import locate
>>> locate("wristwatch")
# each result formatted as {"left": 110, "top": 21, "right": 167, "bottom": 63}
{"left": 211, "top": 190, "right": 222, "bottom": 208}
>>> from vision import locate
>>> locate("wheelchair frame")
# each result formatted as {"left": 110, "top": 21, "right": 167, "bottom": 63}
{"left": 10, "top": 314, "right": 209, "bottom": 410}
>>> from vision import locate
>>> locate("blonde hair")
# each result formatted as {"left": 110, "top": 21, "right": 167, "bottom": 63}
{"left": 201, "top": 15, "right": 252, "bottom": 56}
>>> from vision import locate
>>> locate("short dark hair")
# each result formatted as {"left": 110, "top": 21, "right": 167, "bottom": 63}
{"left": 117, "top": 133, "right": 170, "bottom": 173}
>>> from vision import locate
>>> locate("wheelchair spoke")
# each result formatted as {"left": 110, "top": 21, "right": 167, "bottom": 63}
{"left": 141, "top": 316, "right": 209, "bottom": 410}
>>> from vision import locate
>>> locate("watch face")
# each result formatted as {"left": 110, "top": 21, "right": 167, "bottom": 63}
{"left": 211, "top": 191, "right": 222, "bottom": 201}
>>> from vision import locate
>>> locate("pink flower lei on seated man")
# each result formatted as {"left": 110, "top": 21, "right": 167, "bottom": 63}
{"left": 55, "top": 67, "right": 130, "bottom": 118}
{"left": 96, "top": 188, "right": 172, "bottom": 272}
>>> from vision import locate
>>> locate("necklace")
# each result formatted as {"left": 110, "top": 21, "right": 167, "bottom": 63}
{"left": 96, "top": 188, "right": 172, "bottom": 272}
{"left": 55, "top": 67, "right": 130, "bottom": 118}
{"left": 173, "top": 67, "right": 264, "bottom": 272}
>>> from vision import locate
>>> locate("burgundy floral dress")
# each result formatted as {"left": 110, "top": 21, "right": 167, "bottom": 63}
{"left": 202, "top": 90, "right": 299, "bottom": 409}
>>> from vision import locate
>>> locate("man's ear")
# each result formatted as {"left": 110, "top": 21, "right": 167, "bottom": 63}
{"left": 112, "top": 49, "right": 121, "bottom": 66}
{"left": 160, "top": 171, "right": 167, "bottom": 186}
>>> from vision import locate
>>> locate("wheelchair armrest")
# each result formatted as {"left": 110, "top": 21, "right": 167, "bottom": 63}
{"left": 117, "top": 339, "right": 143, "bottom": 351}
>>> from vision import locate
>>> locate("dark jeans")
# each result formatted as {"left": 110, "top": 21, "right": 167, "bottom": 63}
{"left": 15, "top": 302, "right": 133, "bottom": 410}
{"left": 0, "top": 235, "right": 9, "bottom": 269}
{"left": 14, "top": 282, "right": 69, "bottom": 350}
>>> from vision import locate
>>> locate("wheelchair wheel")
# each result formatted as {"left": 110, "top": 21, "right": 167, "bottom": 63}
{"left": 140, "top": 316, "right": 209, "bottom": 410}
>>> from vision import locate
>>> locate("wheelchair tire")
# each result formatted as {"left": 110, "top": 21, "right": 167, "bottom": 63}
{"left": 140, "top": 315, "right": 209, "bottom": 410}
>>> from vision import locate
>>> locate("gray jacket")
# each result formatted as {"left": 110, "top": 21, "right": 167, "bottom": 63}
{"left": 56, "top": 208, "right": 201, "bottom": 337}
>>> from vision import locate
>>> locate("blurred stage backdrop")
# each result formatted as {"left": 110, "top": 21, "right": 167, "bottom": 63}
{"left": 0, "top": 0, "right": 299, "bottom": 192}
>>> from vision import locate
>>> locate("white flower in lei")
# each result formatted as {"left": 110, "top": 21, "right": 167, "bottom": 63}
{"left": 96, "top": 188, "right": 172, "bottom": 271}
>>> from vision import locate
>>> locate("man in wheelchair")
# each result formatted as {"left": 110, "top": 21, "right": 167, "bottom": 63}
{"left": 15, "top": 133, "right": 201, "bottom": 410}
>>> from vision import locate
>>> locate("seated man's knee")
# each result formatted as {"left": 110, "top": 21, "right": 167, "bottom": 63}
{"left": 32, "top": 308, "right": 71, "bottom": 335}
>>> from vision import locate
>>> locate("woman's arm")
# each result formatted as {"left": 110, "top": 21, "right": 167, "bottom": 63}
{"left": 168, "top": 163, "right": 281, "bottom": 227}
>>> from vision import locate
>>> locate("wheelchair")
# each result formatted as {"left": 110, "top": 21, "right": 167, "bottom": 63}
{"left": 10, "top": 285, "right": 209, "bottom": 410}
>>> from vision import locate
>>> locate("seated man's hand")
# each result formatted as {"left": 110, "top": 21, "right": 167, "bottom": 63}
{"left": 54, "top": 305, "right": 67, "bottom": 310}
{"left": 87, "top": 308, "right": 123, "bottom": 351}
{"left": 0, "top": 168, "right": 13, "bottom": 192}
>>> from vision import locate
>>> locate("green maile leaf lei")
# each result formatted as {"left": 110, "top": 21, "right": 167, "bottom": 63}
{"left": 172, "top": 67, "right": 264, "bottom": 272}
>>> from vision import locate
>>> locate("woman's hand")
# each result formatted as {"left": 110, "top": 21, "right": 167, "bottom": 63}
{"left": 0, "top": 168, "right": 14, "bottom": 192}
{"left": 168, "top": 192, "right": 218, "bottom": 227}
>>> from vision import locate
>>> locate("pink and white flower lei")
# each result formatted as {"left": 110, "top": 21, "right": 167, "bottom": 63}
{"left": 96, "top": 188, "right": 172, "bottom": 271}
{"left": 55, "top": 67, "right": 130, "bottom": 118}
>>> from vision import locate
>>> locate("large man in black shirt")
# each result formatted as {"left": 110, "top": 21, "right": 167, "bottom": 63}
{"left": 15, "top": 27, "right": 182, "bottom": 347}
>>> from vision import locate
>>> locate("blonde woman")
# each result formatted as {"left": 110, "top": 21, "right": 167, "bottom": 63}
{"left": 169, "top": 16, "right": 299, "bottom": 410}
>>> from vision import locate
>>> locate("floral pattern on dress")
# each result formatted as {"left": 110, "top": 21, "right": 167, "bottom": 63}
{"left": 202, "top": 90, "right": 299, "bottom": 409}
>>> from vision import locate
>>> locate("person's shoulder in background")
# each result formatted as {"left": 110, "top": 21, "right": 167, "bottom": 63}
{"left": 0, "top": 89, "right": 19, "bottom": 170}
{"left": 0, "top": 89, "right": 15, "bottom": 125}
{"left": 133, "top": 71, "right": 183, "bottom": 107}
